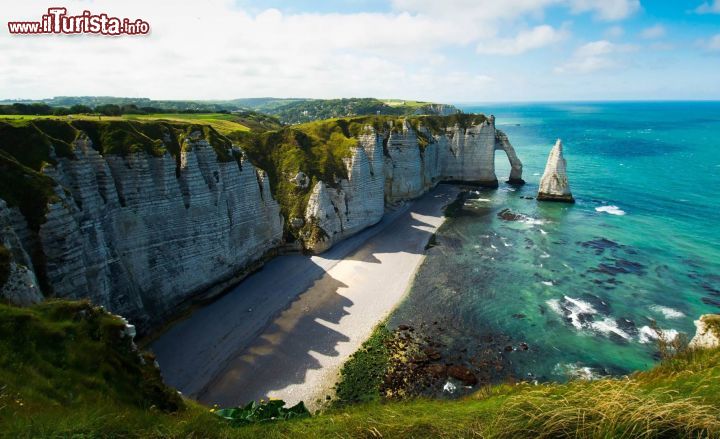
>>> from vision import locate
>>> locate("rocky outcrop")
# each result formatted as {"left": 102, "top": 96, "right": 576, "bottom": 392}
{"left": 0, "top": 200, "right": 43, "bottom": 306}
{"left": 1, "top": 132, "right": 283, "bottom": 331}
{"left": 538, "top": 139, "right": 574, "bottom": 203}
{"left": 305, "top": 129, "right": 385, "bottom": 252}
{"left": 689, "top": 315, "right": 720, "bottom": 349}
{"left": 304, "top": 116, "right": 524, "bottom": 251}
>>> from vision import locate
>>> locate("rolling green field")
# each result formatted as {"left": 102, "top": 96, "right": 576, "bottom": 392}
{"left": 0, "top": 113, "right": 252, "bottom": 135}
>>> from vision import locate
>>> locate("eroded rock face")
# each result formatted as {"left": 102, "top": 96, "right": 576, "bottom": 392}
{"left": 689, "top": 315, "right": 720, "bottom": 349}
{"left": 538, "top": 139, "right": 574, "bottom": 203}
{"left": 2, "top": 136, "right": 283, "bottom": 330}
{"left": 0, "top": 200, "right": 43, "bottom": 306}
{"left": 304, "top": 117, "right": 524, "bottom": 252}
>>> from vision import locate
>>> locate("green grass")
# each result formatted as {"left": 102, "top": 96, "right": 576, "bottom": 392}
{"left": 0, "top": 113, "right": 252, "bottom": 135}
{"left": 0, "top": 300, "right": 718, "bottom": 438}
{"left": 333, "top": 324, "right": 392, "bottom": 405}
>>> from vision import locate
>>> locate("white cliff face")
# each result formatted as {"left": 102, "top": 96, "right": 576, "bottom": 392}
{"left": 304, "top": 117, "right": 524, "bottom": 252}
{"left": 305, "top": 130, "right": 386, "bottom": 252}
{"left": 538, "top": 139, "right": 574, "bottom": 203}
{"left": 689, "top": 315, "right": 720, "bottom": 349}
{"left": 2, "top": 134, "right": 283, "bottom": 330}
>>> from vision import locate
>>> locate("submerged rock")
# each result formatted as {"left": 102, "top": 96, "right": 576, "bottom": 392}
{"left": 538, "top": 139, "right": 574, "bottom": 203}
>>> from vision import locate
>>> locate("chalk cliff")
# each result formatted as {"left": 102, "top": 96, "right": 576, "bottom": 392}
{"left": 1, "top": 114, "right": 523, "bottom": 329}
{"left": 538, "top": 139, "right": 574, "bottom": 203}
{"left": 304, "top": 116, "right": 524, "bottom": 251}
{"left": 0, "top": 123, "right": 283, "bottom": 330}
{"left": 689, "top": 315, "right": 720, "bottom": 349}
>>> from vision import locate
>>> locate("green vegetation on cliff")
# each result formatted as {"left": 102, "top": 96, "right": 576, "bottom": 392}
{"left": 232, "top": 113, "right": 489, "bottom": 240}
{"left": 1, "top": 300, "right": 719, "bottom": 438}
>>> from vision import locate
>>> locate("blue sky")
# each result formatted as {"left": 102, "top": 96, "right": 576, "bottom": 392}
{"left": 1, "top": 0, "right": 719, "bottom": 101}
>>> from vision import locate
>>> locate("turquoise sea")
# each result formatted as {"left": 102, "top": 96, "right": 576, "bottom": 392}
{"left": 390, "top": 102, "right": 720, "bottom": 394}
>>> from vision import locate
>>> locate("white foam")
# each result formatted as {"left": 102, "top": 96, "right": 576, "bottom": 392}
{"left": 523, "top": 218, "right": 545, "bottom": 226}
{"left": 590, "top": 317, "right": 632, "bottom": 340}
{"left": 595, "top": 205, "right": 626, "bottom": 216}
{"left": 476, "top": 198, "right": 491, "bottom": 202}
{"left": 533, "top": 172, "right": 541, "bottom": 176}
{"left": 547, "top": 296, "right": 598, "bottom": 330}
{"left": 542, "top": 281, "right": 554, "bottom": 286}
{"left": 638, "top": 326, "right": 679, "bottom": 344}
{"left": 553, "top": 363, "right": 599, "bottom": 381}
{"left": 650, "top": 305, "right": 685, "bottom": 320}
{"left": 443, "top": 381, "right": 457, "bottom": 393}
{"left": 540, "top": 229, "right": 548, "bottom": 235}
{"left": 540, "top": 252, "right": 551, "bottom": 259}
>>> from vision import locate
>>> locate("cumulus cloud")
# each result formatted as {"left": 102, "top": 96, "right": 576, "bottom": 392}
{"left": 476, "top": 25, "right": 568, "bottom": 55}
{"left": 0, "top": 0, "right": 644, "bottom": 100}
{"left": 567, "top": 0, "right": 641, "bottom": 20}
{"left": 555, "top": 40, "right": 638, "bottom": 73}
{"left": 641, "top": 24, "right": 666, "bottom": 39}
{"left": 695, "top": 0, "right": 720, "bottom": 14}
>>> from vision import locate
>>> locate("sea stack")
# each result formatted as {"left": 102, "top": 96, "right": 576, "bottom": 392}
{"left": 537, "top": 139, "right": 574, "bottom": 203}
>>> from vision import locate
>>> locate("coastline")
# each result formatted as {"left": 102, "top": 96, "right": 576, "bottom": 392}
{"left": 152, "top": 184, "right": 460, "bottom": 407}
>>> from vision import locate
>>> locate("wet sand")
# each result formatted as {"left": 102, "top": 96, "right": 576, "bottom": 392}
{"left": 151, "top": 185, "right": 459, "bottom": 407}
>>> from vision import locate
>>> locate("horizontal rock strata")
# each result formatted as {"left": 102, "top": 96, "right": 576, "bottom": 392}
{"left": 538, "top": 139, "right": 574, "bottom": 203}
{"left": 304, "top": 116, "right": 524, "bottom": 251}
{"left": 1, "top": 132, "right": 283, "bottom": 330}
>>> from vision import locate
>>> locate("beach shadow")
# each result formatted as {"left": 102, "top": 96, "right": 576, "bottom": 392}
{"left": 197, "top": 272, "right": 353, "bottom": 407}
{"left": 152, "top": 185, "right": 459, "bottom": 403}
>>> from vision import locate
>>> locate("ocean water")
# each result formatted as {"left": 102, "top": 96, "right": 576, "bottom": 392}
{"left": 390, "top": 102, "right": 720, "bottom": 393}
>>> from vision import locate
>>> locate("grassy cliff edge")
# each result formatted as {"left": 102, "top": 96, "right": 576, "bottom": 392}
{"left": 0, "top": 300, "right": 718, "bottom": 438}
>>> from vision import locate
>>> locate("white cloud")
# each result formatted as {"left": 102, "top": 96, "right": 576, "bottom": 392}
{"left": 695, "top": 0, "right": 720, "bottom": 14}
{"left": 568, "top": 0, "right": 640, "bottom": 21}
{"left": 641, "top": 24, "right": 666, "bottom": 39}
{"left": 605, "top": 25, "right": 625, "bottom": 38}
{"left": 555, "top": 40, "right": 637, "bottom": 73}
{"left": 476, "top": 25, "right": 568, "bottom": 55}
{"left": 699, "top": 34, "right": 720, "bottom": 51}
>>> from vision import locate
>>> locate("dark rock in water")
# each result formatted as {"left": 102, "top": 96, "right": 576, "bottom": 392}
{"left": 609, "top": 332, "right": 630, "bottom": 345}
{"left": 579, "top": 238, "right": 621, "bottom": 255}
{"left": 577, "top": 293, "right": 611, "bottom": 315}
{"left": 398, "top": 324, "right": 411, "bottom": 331}
{"left": 512, "top": 313, "right": 526, "bottom": 319}
{"left": 425, "top": 364, "right": 447, "bottom": 378}
{"left": 701, "top": 283, "right": 720, "bottom": 296}
{"left": 504, "top": 345, "right": 514, "bottom": 352}
{"left": 423, "top": 347, "right": 442, "bottom": 361}
{"left": 519, "top": 342, "right": 529, "bottom": 351}
{"left": 616, "top": 317, "right": 639, "bottom": 337}
{"left": 592, "top": 259, "right": 646, "bottom": 276}
{"left": 497, "top": 208, "right": 525, "bottom": 221}
{"left": 615, "top": 259, "right": 646, "bottom": 275}
{"left": 447, "top": 365, "right": 478, "bottom": 386}
{"left": 702, "top": 297, "right": 720, "bottom": 308}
